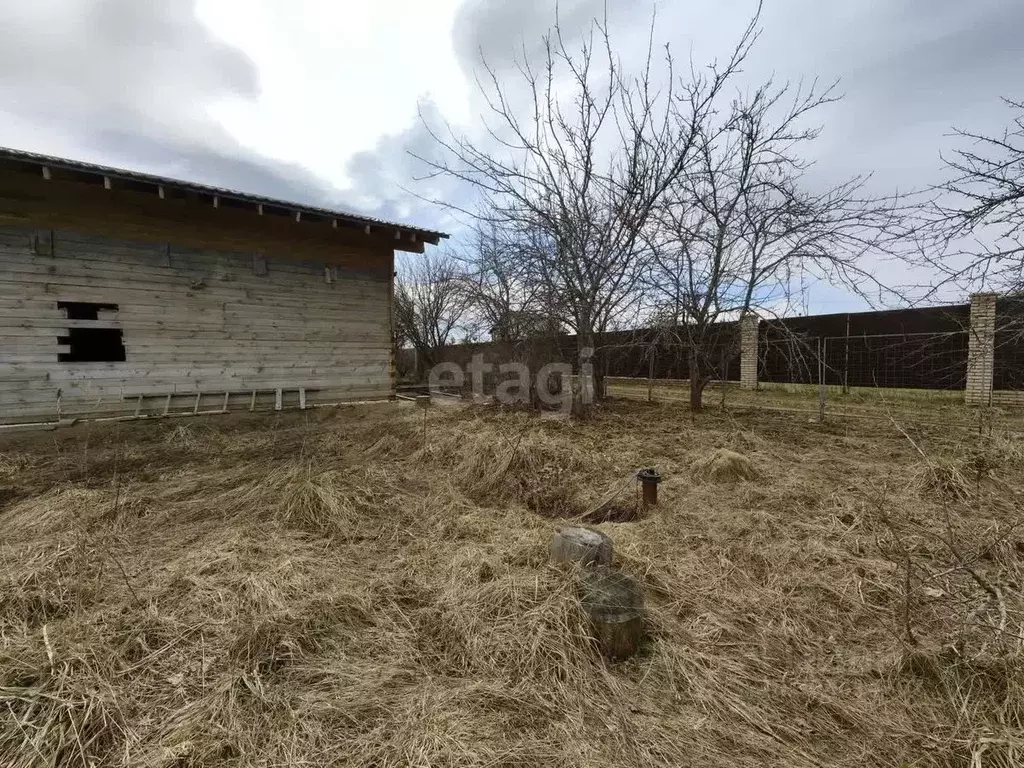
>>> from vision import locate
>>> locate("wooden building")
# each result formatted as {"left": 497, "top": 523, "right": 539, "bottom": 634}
{"left": 0, "top": 148, "right": 446, "bottom": 425}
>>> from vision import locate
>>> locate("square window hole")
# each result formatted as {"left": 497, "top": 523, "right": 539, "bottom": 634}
{"left": 57, "top": 302, "right": 126, "bottom": 362}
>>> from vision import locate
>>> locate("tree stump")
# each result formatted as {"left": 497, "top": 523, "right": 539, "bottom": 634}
{"left": 549, "top": 526, "right": 613, "bottom": 567}
{"left": 578, "top": 566, "right": 645, "bottom": 660}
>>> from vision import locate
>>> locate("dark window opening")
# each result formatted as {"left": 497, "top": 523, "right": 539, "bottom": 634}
{"left": 58, "top": 301, "right": 117, "bottom": 321}
{"left": 57, "top": 302, "right": 126, "bottom": 362}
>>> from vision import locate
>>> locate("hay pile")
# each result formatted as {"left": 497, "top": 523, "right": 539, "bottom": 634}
{"left": 0, "top": 401, "right": 1022, "bottom": 767}
{"left": 691, "top": 447, "right": 760, "bottom": 482}
{"left": 420, "top": 412, "right": 593, "bottom": 516}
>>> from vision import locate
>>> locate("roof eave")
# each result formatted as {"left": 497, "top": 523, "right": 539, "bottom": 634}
{"left": 0, "top": 147, "right": 449, "bottom": 249}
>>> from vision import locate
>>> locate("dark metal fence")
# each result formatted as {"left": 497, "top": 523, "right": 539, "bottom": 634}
{"left": 431, "top": 300, "right": 1024, "bottom": 395}
{"left": 755, "top": 331, "right": 969, "bottom": 392}
{"left": 995, "top": 296, "right": 1024, "bottom": 391}
{"left": 831, "top": 332, "right": 968, "bottom": 390}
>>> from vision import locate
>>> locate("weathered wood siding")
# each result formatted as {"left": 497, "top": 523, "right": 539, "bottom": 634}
{"left": 0, "top": 171, "right": 397, "bottom": 424}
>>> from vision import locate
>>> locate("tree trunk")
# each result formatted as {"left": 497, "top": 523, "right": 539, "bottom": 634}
{"left": 689, "top": 349, "right": 705, "bottom": 411}
{"left": 647, "top": 351, "right": 655, "bottom": 402}
{"left": 415, "top": 350, "right": 428, "bottom": 383}
{"left": 591, "top": 332, "right": 607, "bottom": 402}
{"left": 592, "top": 368, "right": 605, "bottom": 403}
{"left": 415, "top": 346, "right": 437, "bottom": 384}
{"left": 574, "top": 331, "right": 596, "bottom": 416}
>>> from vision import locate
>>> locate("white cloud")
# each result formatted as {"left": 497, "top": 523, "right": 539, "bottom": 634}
{"left": 193, "top": 0, "right": 471, "bottom": 190}
{"left": 0, "top": 0, "right": 1022, "bottom": 304}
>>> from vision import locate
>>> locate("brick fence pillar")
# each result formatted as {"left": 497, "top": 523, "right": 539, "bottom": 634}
{"left": 740, "top": 313, "right": 759, "bottom": 390}
{"left": 966, "top": 292, "right": 997, "bottom": 406}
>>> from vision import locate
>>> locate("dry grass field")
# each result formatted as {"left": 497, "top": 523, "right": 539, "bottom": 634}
{"left": 1, "top": 397, "right": 1023, "bottom": 767}
{"left": 605, "top": 377, "right": 1024, "bottom": 430}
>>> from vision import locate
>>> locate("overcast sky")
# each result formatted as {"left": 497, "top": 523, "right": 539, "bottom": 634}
{"left": 0, "top": 0, "right": 1021, "bottom": 311}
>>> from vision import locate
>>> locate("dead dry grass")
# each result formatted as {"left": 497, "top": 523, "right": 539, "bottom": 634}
{"left": 1, "top": 399, "right": 1023, "bottom": 767}
{"left": 691, "top": 447, "right": 761, "bottom": 482}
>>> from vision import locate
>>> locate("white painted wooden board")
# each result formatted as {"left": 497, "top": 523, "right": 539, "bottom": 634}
{"left": 0, "top": 223, "right": 394, "bottom": 423}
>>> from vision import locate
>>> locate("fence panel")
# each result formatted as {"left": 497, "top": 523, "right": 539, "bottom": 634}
{"left": 602, "top": 339, "right": 742, "bottom": 382}
{"left": 824, "top": 332, "right": 968, "bottom": 391}
{"left": 759, "top": 335, "right": 821, "bottom": 386}
{"left": 994, "top": 296, "right": 1024, "bottom": 392}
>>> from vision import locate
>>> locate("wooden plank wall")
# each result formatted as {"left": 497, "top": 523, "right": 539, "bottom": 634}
{"left": 0, "top": 224, "right": 394, "bottom": 424}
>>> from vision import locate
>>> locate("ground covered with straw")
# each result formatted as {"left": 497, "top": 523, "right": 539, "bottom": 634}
{"left": 1, "top": 399, "right": 1023, "bottom": 767}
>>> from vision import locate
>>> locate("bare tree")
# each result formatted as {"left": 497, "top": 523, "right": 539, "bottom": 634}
{"left": 394, "top": 251, "right": 472, "bottom": 379}
{"left": 415, "top": 7, "right": 761, "bottom": 412}
{"left": 643, "top": 79, "right": 901, "bottom": 409}
{"left": 461, "top": 225, "right": 554, "bottom": 343}
{"left": 914, "top": 99, "right": 1024, "bottom": 294}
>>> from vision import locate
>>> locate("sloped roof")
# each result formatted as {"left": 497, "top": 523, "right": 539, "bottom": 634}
{"left": 0, "top": 146, "right": 448, "bottom": 246}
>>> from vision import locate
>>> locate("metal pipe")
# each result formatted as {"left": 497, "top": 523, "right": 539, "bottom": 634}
{"left": 637, "top": 468, "right": 660, "bottom": 506}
